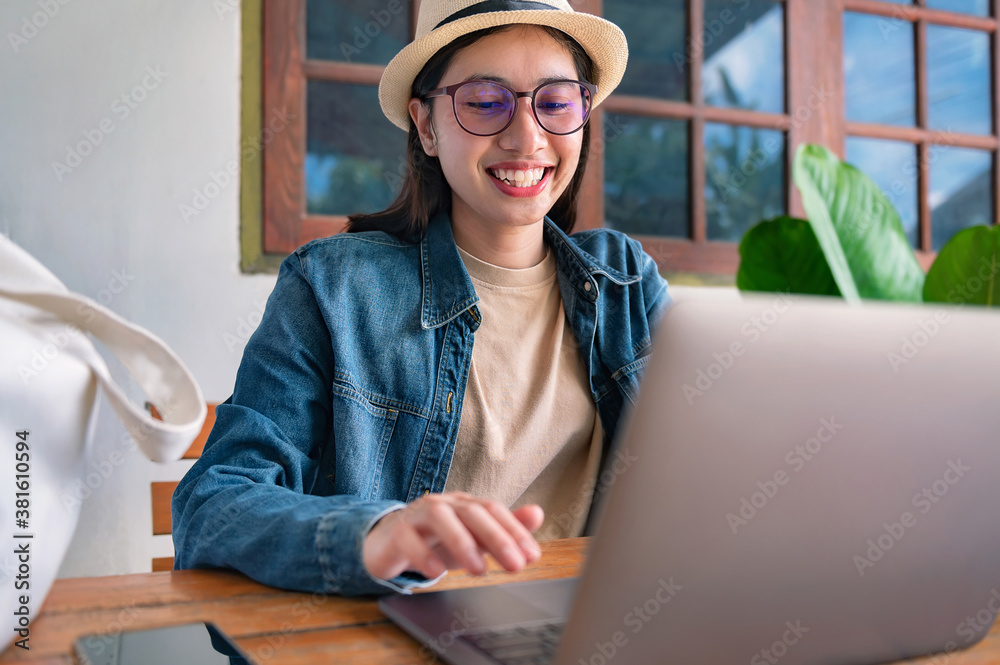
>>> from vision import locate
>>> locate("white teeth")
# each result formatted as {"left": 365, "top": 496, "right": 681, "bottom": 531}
{"left": 491, "top": 167, "right": 545, "bottom": 188}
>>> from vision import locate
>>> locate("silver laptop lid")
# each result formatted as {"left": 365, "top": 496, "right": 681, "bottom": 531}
{"left": 557, "top": 292, "right": 1000, "bottom": 665}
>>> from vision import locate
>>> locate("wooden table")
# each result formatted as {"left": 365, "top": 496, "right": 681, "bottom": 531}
{"left": 2, "top": 537, "right": 999, "bottom": 664}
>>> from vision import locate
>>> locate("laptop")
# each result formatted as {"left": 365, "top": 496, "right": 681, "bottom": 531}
{"left": 379, "top": 290, "right": 1000, "bottom": 665}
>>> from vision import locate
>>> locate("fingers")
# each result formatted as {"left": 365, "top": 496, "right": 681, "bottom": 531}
{"left": 426, "top": 495, "right": 543, "bottom": 572}
{"left": 455, "top": 501, "right": 527, "bottom": 571}
{"left": 418, "top": 498, "right": 489, "bottom": 575}
{"left": 479, "top": 501, "right": 542, "bottom": 564}
{"left": 512, "top": 504, "right": 545, "bottom": 533}
{"left": 362, "top": 494, "right": 545, "bottom": 582}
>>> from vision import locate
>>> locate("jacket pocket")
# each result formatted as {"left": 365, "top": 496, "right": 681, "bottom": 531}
{"left": 329, "top": 378, "right": 400, "bottom": 501}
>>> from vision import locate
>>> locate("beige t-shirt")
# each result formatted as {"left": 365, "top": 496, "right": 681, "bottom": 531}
{"left": 443, "top": 243, "right": 604, "bottom": 540}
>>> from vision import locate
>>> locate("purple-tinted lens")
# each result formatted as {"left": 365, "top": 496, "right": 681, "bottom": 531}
{"left": 454, "top": 82, "right": 515, "bottom": 134}
{"left": 535, "top": 82, "right": 592, "bottom": 134}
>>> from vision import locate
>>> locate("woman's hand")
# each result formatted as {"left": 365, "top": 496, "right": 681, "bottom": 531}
{"left": 362, "top": 492, "right": 544, "bottom": 581}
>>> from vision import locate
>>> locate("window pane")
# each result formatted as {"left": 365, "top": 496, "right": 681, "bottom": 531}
{"left": 931, "top": 147, "right": 993, "bottom": 250}
{"left": 705, "top": 124, "right": 785, "bottom": 242}
{"left": 845, "top": 137, "right": 919, "bottom": 247}
{"left": 604, "top": 0, "right": 686, "bottom": 100}
{"left": 702, "top": 0, "right": 784, "bottom": 114}
{"left": 604, "top": 114, "right": 689, "bottom": 237}
{"left": 306, "top": 81, "right": 406, "bottom": 216}
{"left": 306, "top": 0, "right": 411, "bottom": 66}
{"left": 927, "top": 26, "right": 992, "bottom": 136}
{"left": 926, "top": 0, "right": 989, "bottom": 16}
{"left": 844, "top": 12, "right": 916, "bottom": 127}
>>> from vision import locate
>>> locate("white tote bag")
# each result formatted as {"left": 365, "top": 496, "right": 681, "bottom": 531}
{"left": 0, "top": 235, "right": 206, "bottom": 651}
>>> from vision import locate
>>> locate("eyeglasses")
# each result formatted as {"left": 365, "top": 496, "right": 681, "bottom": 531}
{"left": 423, "top": 79, "right": 597, "bottom": 137}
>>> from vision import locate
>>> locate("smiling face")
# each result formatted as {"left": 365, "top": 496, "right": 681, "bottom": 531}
{"left": 408, "top": 25, "right": 586, "bottom": 239}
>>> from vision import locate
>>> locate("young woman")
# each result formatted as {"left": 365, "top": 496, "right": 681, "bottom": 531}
{"left": 172, "top": 0, "right": 670, "bottom": 597}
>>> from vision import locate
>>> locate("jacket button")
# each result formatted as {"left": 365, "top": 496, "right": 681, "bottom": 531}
{"left": 584, "top": 282, "right": 592, "bottom": 292}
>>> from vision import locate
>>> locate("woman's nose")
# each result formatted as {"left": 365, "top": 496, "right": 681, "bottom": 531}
{"left": 498, "top": 95, "right": 548, "bottom": 154}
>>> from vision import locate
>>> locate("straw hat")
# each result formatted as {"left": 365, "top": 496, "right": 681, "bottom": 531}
{"left": 378, "top": 0, "right": 628, "bottom": 131}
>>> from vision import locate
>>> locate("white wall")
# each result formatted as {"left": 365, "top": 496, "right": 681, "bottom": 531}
{"left": 0, "top": 0, "right": 276, "bottom": 577}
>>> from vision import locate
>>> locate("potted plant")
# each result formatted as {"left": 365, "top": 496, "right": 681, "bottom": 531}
{"left": 737, "top": 144, "right": 999, "bottom": 307}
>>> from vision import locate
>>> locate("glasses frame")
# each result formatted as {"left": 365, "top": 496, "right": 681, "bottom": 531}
{"left": 423, "top": 79, "right": 598, "bottom": 137}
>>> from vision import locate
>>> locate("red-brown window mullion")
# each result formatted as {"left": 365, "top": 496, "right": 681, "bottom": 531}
{"left": 787, "top": 0, "right": 845, "bottom": 216}
{"left": 993, "top": 150, "right": 999, "bottom": 233}
{"left": 916, "top": 17, "right": 932, "bottom": 252}
{"left": 575, "top": 0, "right": 604, "bottom": 232}
{"left": 602, "top": 96, "right": 788, "bottom": 131}
{"left": 994, "top": 0, "right": 1000, "bottom": 229}
{"left": 917, "top": 141, "right": 931, "bottom": 253}
{"left": 690, "top": 119, "right": 706, "bottom": 243}
{"left": 262, "top": 0, "right": 307, "bottom": 255}
{"left": 690, "top": 0, "right": 706, "bottom": 243}
{"left": 301, "top": 61, "right": 384, "bottom": 85}
{"left": 781, "top": 0, "right": 791, "bottom": 218}
{"left": 845, "top": 123, "right": 998, "bottom": 149}
{"left": 844, "top": 0, "right": 994, "bottom": 31}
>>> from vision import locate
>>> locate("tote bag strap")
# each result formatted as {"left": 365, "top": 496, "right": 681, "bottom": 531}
{"left": 0, "top": 287, "right": 206, "bottom": 463}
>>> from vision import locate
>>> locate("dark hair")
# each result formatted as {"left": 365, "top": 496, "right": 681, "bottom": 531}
{"left": 347, "top": 24, "right": 595, "bottom": 241}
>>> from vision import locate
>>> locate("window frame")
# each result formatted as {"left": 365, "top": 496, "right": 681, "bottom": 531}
{"left": 841, "top": 0, "right": 999, "bottom": 263}
{"left": 254, "top": 0, "right": 999, "bottom": 275}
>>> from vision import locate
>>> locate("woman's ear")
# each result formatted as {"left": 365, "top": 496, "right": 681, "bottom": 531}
{"left": 409, "top": 98, "right": 438, "bottom": 157}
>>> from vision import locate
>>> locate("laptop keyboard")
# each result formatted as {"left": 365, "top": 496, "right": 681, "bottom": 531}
{"left": 461, "top": 620, "right": 565, "bottom": 665}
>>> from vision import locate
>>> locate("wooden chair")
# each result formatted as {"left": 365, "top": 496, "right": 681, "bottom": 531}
{"left": 151, "top": 403, "right": 217, "bottom": 572}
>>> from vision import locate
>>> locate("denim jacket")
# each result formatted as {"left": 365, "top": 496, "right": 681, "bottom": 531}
{"left": 172, "top": 211, "right": 670, "bottom": 596}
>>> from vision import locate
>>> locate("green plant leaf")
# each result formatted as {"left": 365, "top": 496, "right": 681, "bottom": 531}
{"left": 737, "top": 217, "right": 841, "bottom": 296}
{"left": 794, "top": 144, "right": 925, "bottom": 302}
{"left": 923, "top": 225, "right": 1000, "bottom": 306}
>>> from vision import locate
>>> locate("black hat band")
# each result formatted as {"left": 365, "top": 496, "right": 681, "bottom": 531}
{"left": 435, "top": 0, "right": 559, "bottom": 29}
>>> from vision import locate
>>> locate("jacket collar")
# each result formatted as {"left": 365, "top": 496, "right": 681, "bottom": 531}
{"left": 419, "top": 211, "right": 481, "bottom": 330}
{"left": 419, "top": 210, "right": 640, "bottom": 330}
